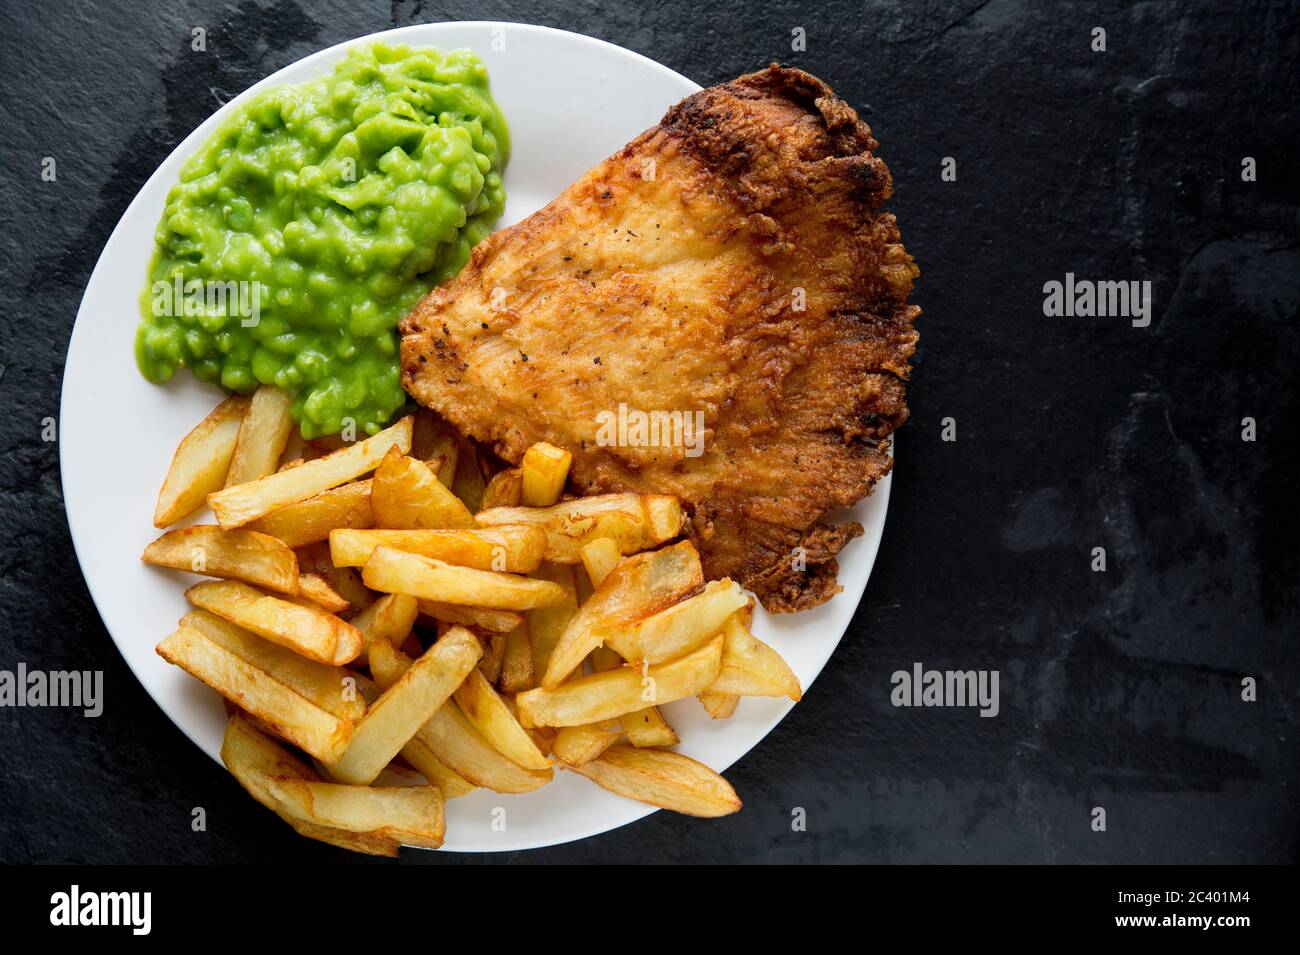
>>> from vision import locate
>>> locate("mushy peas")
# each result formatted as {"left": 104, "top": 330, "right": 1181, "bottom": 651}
{"left": 135, "top": 43, "right": 508, "bottom": 438}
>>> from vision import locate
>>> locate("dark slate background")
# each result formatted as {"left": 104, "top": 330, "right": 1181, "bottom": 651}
{"left": 1, "top": 0, "right": 1296, "bottom": 864}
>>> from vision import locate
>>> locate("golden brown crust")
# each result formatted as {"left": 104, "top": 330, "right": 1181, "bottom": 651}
{"left": 401, "top": 65, "right": 919, "bottom": 612}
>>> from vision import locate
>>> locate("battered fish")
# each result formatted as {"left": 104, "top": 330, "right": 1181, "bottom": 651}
{"left": 400, "top": 65, "right": 919, "bottom": 612}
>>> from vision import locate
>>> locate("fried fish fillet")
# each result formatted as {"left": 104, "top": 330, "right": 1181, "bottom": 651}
{"left": 400, "top": 65, "right": 919, "bottom": 612}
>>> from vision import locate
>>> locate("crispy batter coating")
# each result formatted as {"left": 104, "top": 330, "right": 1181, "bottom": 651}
{"left": 401, "top": 65, "right": 919, "bottom": 611}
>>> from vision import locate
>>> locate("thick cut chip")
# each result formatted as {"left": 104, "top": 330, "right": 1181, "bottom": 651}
{"left": 208, "top": 416, "right": 412, "bottom": 528}
{"left": 518, "top": 635, "right": 723, "bottom": 727}
{"left": 497, "top": 622, "right": 534, "bottom": 693}
{"left": 246, "top": 481, "right": 373, "bottom": 548}
{"left": 476, "top": 493, "right": 681, "bottom": 563}
{"left": 399, "top": 737, "right": 477, "bottom": 799}
{"left": 543, "top": 540, "right": 704, "bottom": 688}
{"left": 263, "top": 777, "right": 445, "bottom": 850}
{"left": 186, "top": 579, "right": 362, "bottom": 666}
{"left": 417, "top": 600, "right": 522, "bottom": 633}
{"left": 579, "top": 537, "right": 623, "bottom": 588}
{"left": 182, "top": 609, "right": 364, "bottom": 722}
{"left": 707, "top": 613, "right": 802, "bottom": 700}
{"left": 698, "top": 690, "right": 740, "bottom": 719}
{"left": 453, "top": 668, "right": 551, "bottom": 770}
{"left": 225, "top": 385, "right": 295, "bottom": 487}
{"left": 158, "top": 627, "right": 352, "bottom": 763}
{"left": 371, "top": 447, "right": 477, "bottom": 530}
{"left": 369, "top": 642, "right": 552, "bottom": 793}
{"left": 551, "top": 720, "right": 623, "bottom": 766}
{"left": 154, "top": 395, "right": 249, "bottom": 527}
{"left": 220, "top": 714, "right": 397, "bottom": 856}
{"left": 142, "top": 525, "right": 299, "bottom": 594}
{"left": 526, "top": 563, "right": 577, "bottom": 678}
{"left": 329, "top": 626, "right": 482, "bottom": 785}
{"left": 329, "top": 525, "right": 545, "bottom": 572}
{"left": 603, "top": 578, "right": 748, "bottom": 665}
{"left": 363, "top": 546, "right": 565, "bottom": 610}
{"left": 571, "top": 745, "right": 741, "bottom": 818}
{"left": 520, "top": 441, "right": 572, "bottom": 507}
{"left": 480, "top": 468, "right": 522, "bottom": 509}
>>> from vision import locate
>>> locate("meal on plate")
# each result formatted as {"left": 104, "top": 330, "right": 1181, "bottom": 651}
{"left": 136, "top": 41, "right": 918, "bottom": 854}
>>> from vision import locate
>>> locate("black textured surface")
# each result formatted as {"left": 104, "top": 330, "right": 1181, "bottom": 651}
{"left": 1, "top": 0, "right": 1297, "bottom": 864}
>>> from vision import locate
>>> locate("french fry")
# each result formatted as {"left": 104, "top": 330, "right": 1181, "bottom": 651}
{"left": 369, "top": 642, "right": 551, "bottom": 793}
{"left": 208, "top": 416, "right": 412, "bottom": 528}
{"left": 329, "top": 525, "right": 545, "bottom": 573}
{"left": 417, "top": 600, "right": 522, "bottom": 633}
{"left": 498, "top": 622, "right": 534, "bottom": 693}
{"left": 451, "top": 437, "right": 487, "bottom": 512}
{"left": 708, "top": 614, "right": 802, "bottom": 701}
{"left": 551, "top": 720, "right": 623, "bottom": 766}
{"left": 570, "top": 745, "right": 741, "bottom": 818}
{"left": 183, "top": 609, "right": 364, "bottom": 722}
{"left": 579, "top": 537, "right": 622, "bottom": 588}
{"left": 399, "top": 736, "right": 477, "bottom": 799}
{"left": 476, "top": 492, "right": 685, "bottom": 562}
{"left": 294, "top": 572, "right": 350, "bottom": 614}
{"left": 478, "top": 633, "right": 505, "bottom": 684}
{"left": 351, "top": 593, "right": 419, "bottom": 656}
{"left": 330, "top": 626, "right": 482, "bottom": 785}
{"left": 225, "top": 385, "right": 294, "bottom": 487}
{"left": 588, "top": 646, "right": 675, "bottom": 747}
{"left": 158, "top": 627, "right": 352, "bottom": 763}
{"left": 527, "top": 563, "right": 577, "bottom": 678}
{"left": 543, "top": 540, "right": 704, "bottom": 688}
{"left": 363, "top": 546, "right": 565, "bottom": 610}
{"left": 263, "top": 777, "right": 445, "bottom": 850}
{"left": 518, "top": 635, "right": 723, "bottom": 727}
{"left": 154, "top": 395, "right": 249, "bottom": 527}
{"left": 246, "top": 480, "right": 373, "bottom": 548}
{"left": 643, "top": 495, "right": 685, "bottom": 545}
{"left": 428, "top": 444, "right": 458, "bottom": 487}
{"left": 221, "top": 714, "right": 397, "bottom": 857}
{"left": 296, "top": 541, "right": 375, "bottom": 615}
{"left": 453, "top": 668, "right": 551, "bottom": 770}
{"left": 603, "top": 578, "right": 748, "bottom": 666}
{"left": 371, "top": 447, "right": 477, "bottom": 530}
{"left": 698, "top": 690, "right": 740, "bottom": 719}
{"left": 142, "top": 525, "right": 299, "bottom": 595}
{"left": 411, "top": 411, "right": 457, "bottom": 485}
{"left": 186, "top": 580, "right": 363, "bottom": 666}
{"left": 618, "top": 706, "right": 679, "bottom": 747}
{"left": 480, "top": 467, "right": 522, "bottom": 509}
{"left": 520, "top": 441, "right": 572, "bottom": 507}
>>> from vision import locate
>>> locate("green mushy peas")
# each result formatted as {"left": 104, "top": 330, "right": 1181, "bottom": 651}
{"left": 136, "top": 43, "right": 508, "bottom": 438}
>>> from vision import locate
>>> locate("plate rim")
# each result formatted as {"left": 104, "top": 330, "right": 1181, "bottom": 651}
{"left": 59, "top": 19, "right": 892, "bottom": 853}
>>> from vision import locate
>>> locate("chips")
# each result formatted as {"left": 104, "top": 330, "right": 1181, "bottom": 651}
{"left": 158, "top": 626, "right": 353, "bottom": 763}
{"left": 371, "top": 446, "right": 477, "bottom": 530}
{"left": 571, "top": 746, "right": 741, "bottom": 818}
{"left": 186, "top": 579, "right": 362, "bottom": 666}
{"left": 518, "top": 636, "right": 724, "bottom": 727}
{"left": 328, "top": 525, "right": 545, "bottom": 573}
{"left": 362, "top": 546, "right": 566, "bottom": 610}
{"left": 225, "top": 384, "right": 295, "bottom": 487}
{"left": 154, "top": 395, "right": 249, "bottom": 527}
{"left": 476, "top": 492, "right": 684, "bottom": 563}
{"left": 142, "top": 525, "right": 299, "bottom": 594}
{"left": 208, "top": 416, "right": 412, "bottom": 528}
{"left": 151, "top": 399, "right": 804, "bottom": 853}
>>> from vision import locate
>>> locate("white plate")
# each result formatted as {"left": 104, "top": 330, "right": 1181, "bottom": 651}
{"left": 60, "top": 21, "right": 892, "bottom": 852}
